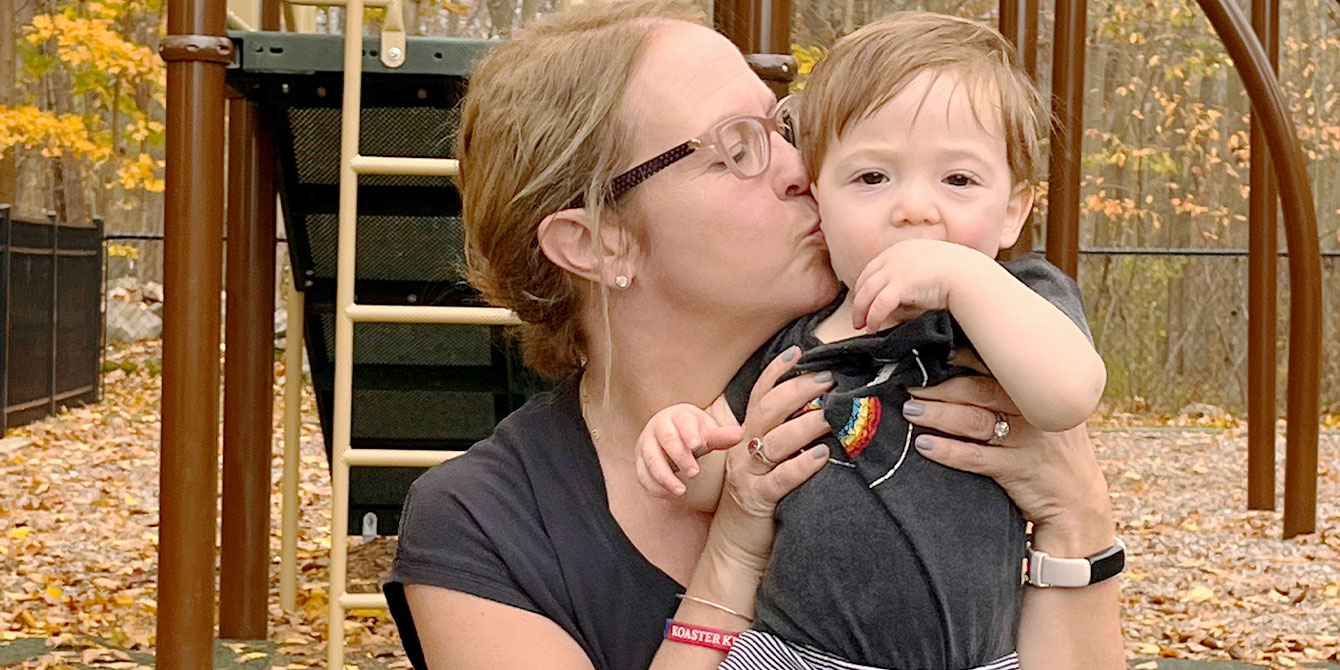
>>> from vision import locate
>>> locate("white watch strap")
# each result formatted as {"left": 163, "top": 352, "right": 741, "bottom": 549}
{"left": 1028, "top": 549, "right": 1090, "bottom": 587}
{"left": 1027, "top": 537, "right": 1126, "bottom": 588}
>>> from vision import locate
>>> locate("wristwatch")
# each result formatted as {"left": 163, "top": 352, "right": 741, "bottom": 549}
{"left": 1025, "top": 537, "right": 1126, "bottom": 588}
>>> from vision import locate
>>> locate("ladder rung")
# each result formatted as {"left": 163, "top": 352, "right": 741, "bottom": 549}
{"left": 342, "top": 449, "right": 464, "bottom": 468}
{"left": 350, "top": 155, "right": 459, "bottom": 177}
{"left": 345, "top": 304, "right": 522, "bottom": 325}
{"left": 339, "top": 592, "right": 389, "bottom": 610}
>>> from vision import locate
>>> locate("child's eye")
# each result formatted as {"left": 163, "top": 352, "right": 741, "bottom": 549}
{"left": 944, "top": 172, "right": 978, "bottom": 187}
{"left": 857, "top": 171, "right": 887, "bottom": 185}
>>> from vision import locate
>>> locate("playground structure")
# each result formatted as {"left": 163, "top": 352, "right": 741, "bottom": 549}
{"left": 151, "top": 0, "right": 1326, "bottom": 668}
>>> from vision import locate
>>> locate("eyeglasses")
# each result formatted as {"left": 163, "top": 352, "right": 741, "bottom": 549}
{"left": 568, "top": 95, "right": 798, "bottom": 209}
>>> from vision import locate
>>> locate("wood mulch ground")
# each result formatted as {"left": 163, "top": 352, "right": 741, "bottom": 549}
{"left": 1099, "top": 425, "right": 1340, "bottom": 666}
{"left": 1, "top": 342, "right": 1337, "bottom": 668}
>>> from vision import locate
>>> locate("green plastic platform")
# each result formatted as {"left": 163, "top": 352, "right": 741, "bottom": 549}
{"left": 227, "top": 31, "right": 544, "bottom": 535}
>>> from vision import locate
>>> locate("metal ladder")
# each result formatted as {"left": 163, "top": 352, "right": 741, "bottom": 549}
{"left": 274, "top": 0, "right": 520, "bottom": 665}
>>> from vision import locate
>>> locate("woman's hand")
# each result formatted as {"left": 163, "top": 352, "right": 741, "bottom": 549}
{"left": 902, "top": 350, "right": 1114, "bottom": 553}
{"left": 707, "top": 346, "right": 834, "bottom": 569}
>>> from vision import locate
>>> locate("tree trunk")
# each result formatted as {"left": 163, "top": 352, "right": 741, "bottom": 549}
{"left": 0, "top": 0, "right": 22, "bottom": 206}
{"left": 37, "top": 0, "right": 90, "bottom": 226}
{"left": 486, "top": 0, "right": 512, "bottom": 37}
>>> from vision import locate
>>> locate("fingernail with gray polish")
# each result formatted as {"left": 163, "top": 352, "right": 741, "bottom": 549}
{"left": 903, "top": 400, "right": 924, "bottom": 416}
{"left": 813, "top": 371, "right": 833, "bottom": 384}
{"left": 810, "top": 445, "right": 829, "bottom": 459}
{"left": 782, "top": 346, "right": 799, "bottom": 362}
{"left": 915, "top": 435, "right": 934, "bottom": 451}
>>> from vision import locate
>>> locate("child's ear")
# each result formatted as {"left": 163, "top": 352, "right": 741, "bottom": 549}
{"left": 998, "top": 182, "right": 1035, "bottom": 249}
{"left": 537, "top": 208, "right": 639, "bottom": 288}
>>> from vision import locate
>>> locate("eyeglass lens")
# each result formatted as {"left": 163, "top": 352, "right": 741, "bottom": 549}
{"left": 717, "top": 119, "right": 770, "bottom": 178}
{"left": 716, "top": 103, "right": 798, "bottom": 178}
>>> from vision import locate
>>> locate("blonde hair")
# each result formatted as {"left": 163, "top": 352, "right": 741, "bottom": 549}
{"left": 456, "top": 0, "right": 707, "bottom": 379}
{"left": 798, "top": 12, "right": 1044, "bottom": 187}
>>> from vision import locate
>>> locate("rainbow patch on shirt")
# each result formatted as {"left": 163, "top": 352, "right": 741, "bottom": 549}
{"left": 837, "top": 396, "right": 880, "bottom": 458}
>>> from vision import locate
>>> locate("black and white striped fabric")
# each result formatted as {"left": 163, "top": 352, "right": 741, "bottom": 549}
{"left": 719, "top": 630, "right": 1021, "bottom": 670}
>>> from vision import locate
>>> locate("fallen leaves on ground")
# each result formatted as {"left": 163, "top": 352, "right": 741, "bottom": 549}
{"left": 2, "top": 341, "right": 1338, "bottom": 667}
{"left": 1101, "top": 426, "right": 1340, "bottom": 665}
{"left": 1, "top": 342, "right": 402, "bottom": 668}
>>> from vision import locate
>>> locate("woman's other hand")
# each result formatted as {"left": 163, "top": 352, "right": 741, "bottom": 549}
{"left": 708, "top": 346, "right": 834, "bottom": 569}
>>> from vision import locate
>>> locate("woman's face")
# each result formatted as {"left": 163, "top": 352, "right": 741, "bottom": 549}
{"left": 618, "top": 22, "right": 838, "bottom": 330}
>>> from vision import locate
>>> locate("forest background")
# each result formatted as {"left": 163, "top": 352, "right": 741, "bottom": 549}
{"left": 0, "top": 0, "right": 1337, "bottom": 413}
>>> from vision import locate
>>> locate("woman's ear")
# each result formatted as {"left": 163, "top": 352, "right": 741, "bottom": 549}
{"left": 998, "top": 182, "right": 1035, "bottom": 250}
{"left": 537, "top": 208, "right": 638, "bottom": 287}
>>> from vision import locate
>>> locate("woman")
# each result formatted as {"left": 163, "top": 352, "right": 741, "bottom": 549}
{"left": 384, "top": 2, "right": 1123, "bottom": 668}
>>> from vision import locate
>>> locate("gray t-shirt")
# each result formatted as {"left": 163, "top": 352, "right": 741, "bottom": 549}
{"left": 724, "top": 254, "right": 1091, "bottom": 669}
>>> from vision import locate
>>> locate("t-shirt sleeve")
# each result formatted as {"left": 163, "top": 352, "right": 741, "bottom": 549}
{"left": 1001, "top": 254, "right": 1093, "bottom": 343}
{"left": 388, "top": 461, "right": 540, "bottom": 614}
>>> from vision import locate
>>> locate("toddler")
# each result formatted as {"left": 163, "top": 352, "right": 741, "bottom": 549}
{"left": 638, "top": 12, "right": 1106, "bottom": 670}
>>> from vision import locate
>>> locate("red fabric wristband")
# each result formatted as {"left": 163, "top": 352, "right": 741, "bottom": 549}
{"left": 663, "top": 619, "right": 741, "bottom": 652}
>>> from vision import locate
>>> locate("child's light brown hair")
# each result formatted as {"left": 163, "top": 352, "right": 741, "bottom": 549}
{"left": 797, "top": 12, "right": 1044, "bottom": 188}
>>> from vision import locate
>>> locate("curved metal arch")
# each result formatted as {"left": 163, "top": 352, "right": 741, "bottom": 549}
{"left": 1195, "top": 0, "right": 1322, "bottom": 537}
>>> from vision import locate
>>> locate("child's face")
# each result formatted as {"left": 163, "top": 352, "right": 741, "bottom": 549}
{"left": 812, "top": 70, "right": 1031, "bottom": 288}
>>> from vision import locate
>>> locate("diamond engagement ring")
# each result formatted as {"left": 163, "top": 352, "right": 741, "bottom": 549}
{"left": 989, "top": 412, "right": 1011, "bottom": 445}
{"left": 748, "top": 437, "right": 778, "bottom": 468}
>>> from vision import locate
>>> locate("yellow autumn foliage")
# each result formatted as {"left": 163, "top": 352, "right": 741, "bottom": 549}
{"left": 7, "top": 1, "right": 168, "bottom": 199}
{"left": 24, "top": 11, "right": 164, "bottom": 89}
{"left": 0, "top": 105, "right": 109, "bottom": 162}
{"left": 0, "top": 106, "right": 163, "bottom": 192}
{"left": 115, "top": 152, "right": 165, "bottom": 193}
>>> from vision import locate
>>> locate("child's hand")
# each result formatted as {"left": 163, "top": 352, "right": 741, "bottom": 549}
{"left": 851, "top": 239, "right": 991, "bottom": 333}
{"left": 635, "top": 403, "right": 745, "bottom": 498}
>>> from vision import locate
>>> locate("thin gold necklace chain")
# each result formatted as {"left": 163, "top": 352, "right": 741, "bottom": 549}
{"left": 580, "top": 375, "right": 638, "bottom": 465}
{"left": 578, "top": 373, "right": 602, "bottom": 442}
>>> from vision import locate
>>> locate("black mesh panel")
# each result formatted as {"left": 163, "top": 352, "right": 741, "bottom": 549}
{"left": 229, "top": 48, "right": 546, "bottom": 535}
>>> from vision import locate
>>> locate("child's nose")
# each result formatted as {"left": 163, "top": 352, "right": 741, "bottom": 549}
{"left": 890, "top": 188, "right": 940, "bottom": 226}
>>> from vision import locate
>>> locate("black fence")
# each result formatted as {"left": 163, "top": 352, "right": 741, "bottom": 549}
{"left": 0, "top": 205, "right": 104, "bottom": 431}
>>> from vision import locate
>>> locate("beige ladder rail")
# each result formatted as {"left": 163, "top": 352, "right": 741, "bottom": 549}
{"left": 277, "top": 0, "right": 521, "bottom": 664}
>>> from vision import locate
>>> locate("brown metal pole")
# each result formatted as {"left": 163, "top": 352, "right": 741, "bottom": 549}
{"left": 757, "top": 0, "right": 790, "bottom": 55}
{"left": 997, "top": 0, "right": 1039, "bottom": 81}
{"left": 999, "top": 0, "right": 1039, "bottom": 259}
{"left": 261, "top": 0, "right": 281, "bottom": 30}
{"left": 715, "top": 0, "right": 753, "bottom": 52}
{"left": 157, "top": 3, "right": 230, "bottom": 665}
{"left": 1195, "top": 0, "right": 1321, "bottom": 537}
{"left": 716, "top": 0, "right": 792, "bottom": 96}
{"left": 1045, "top": 0, "right": 1085, "bottom": 278}
{"left": 1022, "top": 0, "right": 1039, "bottom": 77}
{"left": 759, "top": 0, "right": 791, "bottom": 98}
{"left": 220, "top": 98, "right": 276, "bottom": 640}
{"left": 1246, "top": 0, "right": 1278, "bottom": 511}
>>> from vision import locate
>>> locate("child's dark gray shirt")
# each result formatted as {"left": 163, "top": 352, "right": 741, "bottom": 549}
{"left": 724, "top": 255, "right": 1092, "bottom": 669}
